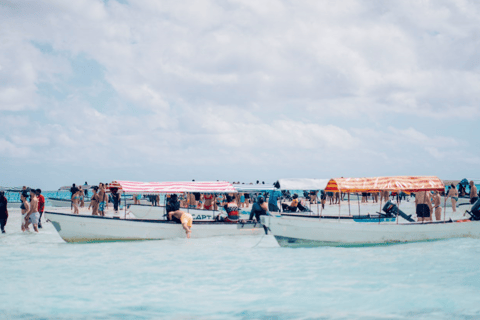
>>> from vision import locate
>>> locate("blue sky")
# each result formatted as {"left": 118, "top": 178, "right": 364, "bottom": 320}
{"left": 0, "top": 0, "right": 479, "bottom": 190}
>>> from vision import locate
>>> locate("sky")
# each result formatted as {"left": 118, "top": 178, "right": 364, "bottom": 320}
{"left": 0, "top": 0, "right": 479, "bottom": 190}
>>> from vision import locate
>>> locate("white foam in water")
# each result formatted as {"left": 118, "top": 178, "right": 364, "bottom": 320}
{"left": 1, "top": 207, "right": 480, "bottom": 319}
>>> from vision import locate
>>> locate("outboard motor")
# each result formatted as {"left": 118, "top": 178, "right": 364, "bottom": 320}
{"left": 466, "top": 198, "right": 480, "bottom": 221}
{"left": 382, "top": 200, "right": 415, "bottom": 222}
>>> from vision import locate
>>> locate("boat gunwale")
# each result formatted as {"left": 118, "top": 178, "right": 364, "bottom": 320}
{"left": 128, "top": 203, "right": 220, "bottom": 213}
{"left": 44, "top": 211, "right": 254, "bottom": 226}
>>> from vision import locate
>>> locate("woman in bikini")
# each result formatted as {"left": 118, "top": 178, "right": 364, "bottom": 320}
{"left": 446, "top": 184, "right": 459, "bottom": 213}
{"left": 20, "top": 191, "right": 30, "bottom": 231}
{"left": 203, "top": 193, "right": 213, "bottom": 210}
{"left": 89, "top": 186, "right": 100, "bottom": 215}
{"left": 72, "top": 190, "right": 80, "bottom": 214}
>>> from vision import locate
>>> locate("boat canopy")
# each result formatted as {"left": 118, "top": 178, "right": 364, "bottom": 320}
{"left": 324, "top": 176, "right": 445, "bottom": 193}
{"left": 234, "top": 185, "right": 275, "bottom": 192}
{"left": 108, "top": 181, "right": 237, "bottom": 194}
{"left": 275, "top": 178, "right": 330, "bottom": 191}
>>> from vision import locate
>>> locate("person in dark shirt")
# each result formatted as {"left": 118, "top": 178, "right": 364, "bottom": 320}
{"left": 249, "top": 195, "right": 268, "bottom": 222}
{"left": 0, "top": 191, "right": 8, "bottom": 233}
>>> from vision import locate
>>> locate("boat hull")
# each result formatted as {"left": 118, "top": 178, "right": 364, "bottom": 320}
{"left": 262, "top": 215, "right": 480, "bottom": 247}
{"left": 45, "top": 211, "right": 265, "bottom": 243}
{"left": 128, "top": 204, "right": 217, "bottom": 220}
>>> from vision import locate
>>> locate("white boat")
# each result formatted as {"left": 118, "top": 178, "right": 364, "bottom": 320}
{"left": 262, "top": 176, "right": 479, "bottom": 247}
{"left": 48, "top": 198, "right": 91, "bottom": 207}
{"left": 45, "top": 211, "right": 265, "bottom": 243}
{"left": 262, "top": 215, "right": 480, "bottom": 247}
{"left": 129, "top": 204, "right": 218, "bottom": 220}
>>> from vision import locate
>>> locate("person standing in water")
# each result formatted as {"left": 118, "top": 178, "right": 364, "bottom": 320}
{"left": 0, "top": 191, "right": 8, "bottom": 233}
{"left": 432, "top": 191, "right": 442, "bottom": 221}
{"left": 20, "top": 191, "right": 30, "bottom": 232}
{"left": 25, "top": 189, "right": 40, "bottom": 232}
{"left": 446, "top": 184, "right": 458, "bottom": 212}
{"left": 470, "top": 181, "right": 478, "bottom": 204}
{"left": 36, "top": 189, "right": 45, "bottom": 228}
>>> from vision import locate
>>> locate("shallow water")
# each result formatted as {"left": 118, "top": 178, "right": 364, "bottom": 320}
{"left": 2, "top": 208, "right": 480, "bottom": 319}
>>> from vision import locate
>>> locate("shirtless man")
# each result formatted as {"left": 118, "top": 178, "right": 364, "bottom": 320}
{"left": 470, "top": 181, "right": 478, "bottom": 204}
{"left": 97, "top": 183, "right": 107, "bottom": 216}
{"left": 25, "top": 189, "right": 40, "bottom": 232}
{"left": 432, "top": 191, "right": 442, "bottom": 221}
{"left": 415, "top": 191, "right": 433, "bottom": 222}
{"left": 167, "top": 194, "right": 193, "bottom": 238}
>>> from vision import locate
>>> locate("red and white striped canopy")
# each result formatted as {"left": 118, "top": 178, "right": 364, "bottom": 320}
{"left": 324, "top": 176, "right": 445, "bottom": 193}
{"left": 108, "top": 181, "right": 237, "bottom": 194}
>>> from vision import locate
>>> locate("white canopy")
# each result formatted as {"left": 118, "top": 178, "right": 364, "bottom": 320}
{"left": 276, "top": 178, "right": 330, "bottom": 190}
{"left": 234, "top": 185, "right": 275, "bottom": 192}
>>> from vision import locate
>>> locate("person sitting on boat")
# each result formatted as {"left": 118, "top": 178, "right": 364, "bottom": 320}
{"left": 446, "top": 184, "right": 459, "bottom": 213}
{"left": 469, "top": 181, "right": 478, "bottom": 205}
{"left": 288, "top": 194, "right": 299, "bottom": 212}
{"left": 166, "top": 194, "right": 193, "bottom": 238}
{"left": 415, "top": 191, "right": 433, "bottom": 222}
{"left": 217, "top": 195, "right": 239, "bottom": 223}
{"left": 250, "top": 195, "right": 268, "bottom": 222}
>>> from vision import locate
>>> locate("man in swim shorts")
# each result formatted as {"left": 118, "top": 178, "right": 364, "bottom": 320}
{"left": 25, "top": 189, "right": 40, "bottom": 232}
{"left": 168, "top": 210, "right": 193, "bottom": 238}
{"left": 415, "top": 191, "right": 433, "bottom": 222}
{"left": 167, "top": 194, "right": 193, "bottom": 238}
{"left": 97, "top": 183, "right": 107, "bottom": 216}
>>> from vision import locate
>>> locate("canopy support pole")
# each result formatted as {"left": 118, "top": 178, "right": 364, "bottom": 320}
{"left": 164, "top": 194, "right": 166, "bottom": 220}
{"left": 396, "top": 190, "right": 400, "bottom": 225}
{"left": 213, "top": 194, "right": 216, "bottom": 220}
{"left": 124, "top": 191, "right": 127, "bottom": 219}
{"left": 357, "top": 193, "right": 361, "bottom": 217}
{"left": 379, "top": 192, "right": 383, "bottom": 225}
{"left": 443, "top": 194, "right": 447, "bottom": 223}
{"left": 317, "top": 192, "right": 319, "bottom": 217}
{"left": 338, "top": 192, "right": 341, "bottom": 220}
{"left": 348, "top": 193, "right": 351, "bottom": 216}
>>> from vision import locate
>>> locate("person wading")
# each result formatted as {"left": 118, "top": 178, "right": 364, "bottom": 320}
{"left": 0, "top": 191, "right": 8, "bottom": 233}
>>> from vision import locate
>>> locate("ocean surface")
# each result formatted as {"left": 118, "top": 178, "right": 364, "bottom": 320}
{"left": 2, "top": 207, "right": 480, "bottom": 320}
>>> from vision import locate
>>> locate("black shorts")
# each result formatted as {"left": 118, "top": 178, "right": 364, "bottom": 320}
{"left": 416, "top": 204, "right": 430, "bottom": 218}
{"left": 471, "top": 197, "right": 479, "bottom": 205}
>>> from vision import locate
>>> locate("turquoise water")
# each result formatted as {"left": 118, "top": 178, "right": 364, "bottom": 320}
{"left": 2, "top": 209, "right": 480, "bottom": 319}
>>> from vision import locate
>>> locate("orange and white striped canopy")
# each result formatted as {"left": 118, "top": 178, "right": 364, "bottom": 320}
{"left": 324, "top": 176, "right": 445, "bottom": 193}
{"left": 108, "top": 180, "right": 237, "bottom": 194}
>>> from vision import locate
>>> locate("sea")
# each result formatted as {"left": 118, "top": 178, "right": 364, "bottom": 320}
{"left": 2, "top": 203, "right": 480, "bottom": 320}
